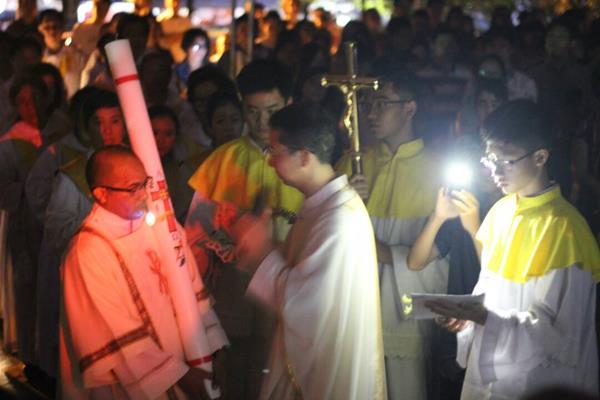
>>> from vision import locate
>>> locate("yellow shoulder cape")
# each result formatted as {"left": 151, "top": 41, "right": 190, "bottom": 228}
{"left": 477, "top": 186, "right": 600, "bottom": 283}
{"left": 336, "top": 139, "right": 440, "bottom": 219}
{"left": 188, "top": 136, "right": 303, "bottom": 212}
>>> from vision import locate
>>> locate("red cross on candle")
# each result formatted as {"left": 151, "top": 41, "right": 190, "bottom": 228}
{"left": 150, "top": 180, "right": 177, "bottom": 233}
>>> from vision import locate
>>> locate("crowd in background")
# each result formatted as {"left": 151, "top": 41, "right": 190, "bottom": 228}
{"left": 1, "top": 0, "right": 600, "bottom": 397}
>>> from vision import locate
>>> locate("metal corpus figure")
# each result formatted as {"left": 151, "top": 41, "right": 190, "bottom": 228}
{"left": 321, "top": 41, "right": 379, "bottom": 176}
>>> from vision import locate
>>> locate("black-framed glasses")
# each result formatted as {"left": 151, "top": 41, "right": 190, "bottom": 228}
{"left": 480, "top": 150, "right": 537, "bottom": 170}
{"left": 95, "top": 176, "right": 151, "bottom": 194}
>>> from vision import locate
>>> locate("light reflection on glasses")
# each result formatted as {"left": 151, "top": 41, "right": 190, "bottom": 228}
{"left": 480, "top": 150, "right": 536, "bottom": 170}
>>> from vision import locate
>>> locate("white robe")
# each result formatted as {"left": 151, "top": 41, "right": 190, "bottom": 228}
{"left": 60, "top": 204, "right": 228, "bottom": 399}
{"left": 457, "top": 265, "right": 598, "bottom": 400}
{"left": 374, "top": 216, "right": 448, "bottom": 400}
{"left": 247, "top": 175, "right": 386, "bottom": 400}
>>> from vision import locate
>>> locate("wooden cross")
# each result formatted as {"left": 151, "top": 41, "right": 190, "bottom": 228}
{"left": 321, "top": 41, "right": 379, "bottom": 176}
{"left": 150, "top": 180, "right": 177, "bottom": 233}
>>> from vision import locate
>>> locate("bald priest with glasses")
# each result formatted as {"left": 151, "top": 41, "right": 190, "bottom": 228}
{"left": 59, "top": 146, "right": 228, "bottom": 400}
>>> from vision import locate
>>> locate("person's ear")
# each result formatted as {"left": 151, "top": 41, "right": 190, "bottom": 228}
{"left": 406, "top": 100, "right": 417, "bottom": 119}
{"left": 92, "top": 187, "right": 107, "bottom": 204}
{"left": 533, "top": 149, "right": 549, "bottom": 167}
{"left": 285, "top": 96, "right": 293, "bottom": 106}
{"left": 299, "top": 149, "right": 311, "bottom": 167}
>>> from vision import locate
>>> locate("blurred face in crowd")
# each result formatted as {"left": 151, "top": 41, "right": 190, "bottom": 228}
{"left": 151, "top": 115, "right": 177, "bottom": 158}
{"left": 478, "top": 59, "right": 504, "bottom": 79}
{"left": 545, "top": 25, "right": 571, "bottom": 58}
{"left": 209, "top": 102, "right": 244, "bottom": 146}
{"left": 432, "top": 33, "right": 458, "bottom": 63}
{"left": 243, "top": 89, "right": 287, "bottom": 147}
{"left": 165, "top": 0, "right": 180, "bottom": 12}
{"left": 476, "top": 91, "right": 502, "bottom": 125}
{"left": 38, "top": 15, "right": 64, "bottom": 50}
{"left": 280, "top": 0, "right": 299, "bottom": 20}
{"left": 187, "top": 36, "right": 208, "bottom": 70}
{"left": 17, "top": 0, "right": 37, "bottom": 21}
{"left": 16, "top": 84, "right": 41, "bottom": 128}
{"left": 301, "top": 74, "right": 327, "bottom": 103}
{"left": 89, "top": 107, "right": 125, "bottom": 147}
{"left": 92, "top": 154, "right": 149, "bottom": 220}
{"left": 190, "top": 80, "right": 218, "bottom": 126}
{"left": 141, "top": 56, "right": 172, "bottom": 101}
{"left": 367, "top": 82, "right": 415, "bottom": 143}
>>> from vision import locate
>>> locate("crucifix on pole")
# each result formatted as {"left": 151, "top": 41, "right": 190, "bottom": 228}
{"left": 321, "top": 41, "right": 379, "bottom": 176}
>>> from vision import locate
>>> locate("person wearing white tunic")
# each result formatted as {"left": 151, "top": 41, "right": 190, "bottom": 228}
{"left": 59, "top": 147, "right": 228, "bottom": 399}
{"left": 428, "top": 100, "right": 600, "bottom": 400}
{"left": 337, "top": 74, "right": 448, "bottom": 400}
{"left": 233, "top": 103, "right": 386, "bottom": 400}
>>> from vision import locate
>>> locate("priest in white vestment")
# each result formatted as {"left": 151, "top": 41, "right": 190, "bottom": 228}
{"left": 234, "top": 103, "right": 386, "bottom": 400}
{"left": 60, "top": 147, "right": 228, "bottom": 399}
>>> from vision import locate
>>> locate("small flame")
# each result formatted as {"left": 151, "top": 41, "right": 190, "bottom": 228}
{"left": 145, "top": 211, "right": 156, "bottom": 226}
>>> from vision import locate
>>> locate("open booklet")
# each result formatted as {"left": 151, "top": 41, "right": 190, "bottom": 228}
{"left": 401, "top": 293, "right": 485, "bottom": 320}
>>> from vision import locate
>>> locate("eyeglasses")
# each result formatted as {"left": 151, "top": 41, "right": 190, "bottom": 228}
{"left": 480, "top": 150, "right": 536, "bottom": 170}
{"left": 367, "top": 99, "right": 412, "bottom": 113}
{"left": 95, "top": 176, "right": 151, "bottom": 194}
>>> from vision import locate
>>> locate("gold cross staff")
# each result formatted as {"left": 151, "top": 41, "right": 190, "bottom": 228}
{"left": 321, "top": 41, "right": 379, "bottom": 176}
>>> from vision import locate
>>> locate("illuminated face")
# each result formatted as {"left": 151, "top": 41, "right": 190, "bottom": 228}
{"left": 243, "top": 89, "right": 287, "bottom": 147}
{"left": 483, "top": 140, "right": 542, "bottom": 195}
{"left": 38, "top": 16, "right": 63, "bottom": 49}
{"left": 94, "top": 156, "right": 149, "bottom": 220}
{"left": 367, "top": 83, "right": 413, "bottom": 141}
{"left": 151, "top": 115, "right": 177, "bottom": 157}
{"left": 90, "top": 107, "right": 125, "bottom": 146}
{"left": 16, "top": 85, "right": 39, "bottom": 128}
{"left": 187, "top": 37, "right": 208, "bottom": 70}
{"left": 209, "top": 103, "right": 243, "bottom": 146}
{"left": 267, "top": 130, "right": 302, "bottom": 187}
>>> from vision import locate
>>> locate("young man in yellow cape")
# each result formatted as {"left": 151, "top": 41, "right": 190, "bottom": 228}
{"left": 427, "top": 99, "right": 600, "bottom": 399}
{"left": 184, "top": 59, "right": 303, "bottom": 399}
{"left": 337, "top": 73, "right": 448, "bottom": 400}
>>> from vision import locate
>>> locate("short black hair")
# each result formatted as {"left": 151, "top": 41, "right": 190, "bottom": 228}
{"left": 378, "top": 71, "right": 421, "bottom": 103}
{"left": 206, "top": 91, "right": 242, "bottom": 127}
{"left": 475, "top": 78, "right": 508, "bottom": 103}
{"left": 181, "top": 28, "right": 209, "bottom": 51}
{"left": 10, "top": 35, "right": 44, "bottom": 59}
{"left": 148, "top": 104, "right": 180, "bottom": 135}
{"left": 9, "top": 74, "right": 48, "bottom": 107}
{"left": 81, "top": 88, "right": 120, "bottom": 128}
{"left": 38, "top": 9, "right": 64, "bottom": 26}
{"left": 269, "top": 102, "right": 336, "bottom": 165}
{"left": 86, "top": 145, "right": 135, "bottom": 189}
{"left": 481, "top": 99, "right": 551, "bottom": 151}
{"left": 116, "top": 13, "right": 150, "bottom": 40}
{"left": 27, "top": 62, "right": 65, "bottom": 110}
{"left": 187, "top": 65, "right": 237, "bottom": 103}
{"left": 236, "top": 59, "right": 293, "bottom": 100}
